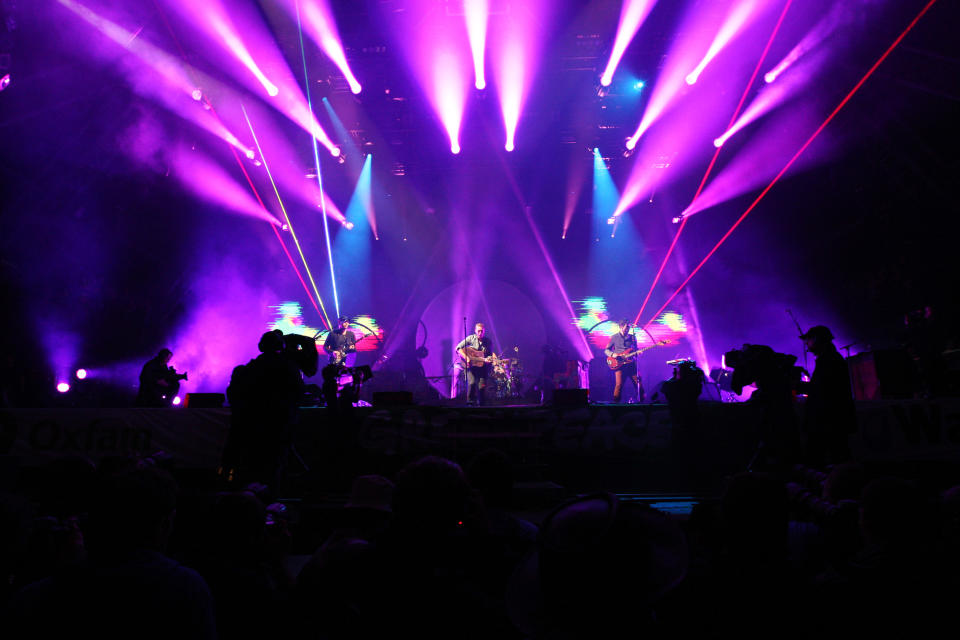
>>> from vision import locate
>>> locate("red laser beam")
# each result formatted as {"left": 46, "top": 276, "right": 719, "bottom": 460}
{"left": 633, "top": 0, "right": 795, "bottom": 326}
{"left": 641, "top": 0, "right": 940, "bottom": 329}
{"left": 150, "top": 0, "right": 329, "bottom": 330}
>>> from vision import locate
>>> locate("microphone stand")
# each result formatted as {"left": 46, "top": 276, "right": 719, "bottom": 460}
{"left": 786, "top": 309, "right": 808, "bottom": 373}
{"left": 460, "top": 316, "right": 468, "bottom": 400}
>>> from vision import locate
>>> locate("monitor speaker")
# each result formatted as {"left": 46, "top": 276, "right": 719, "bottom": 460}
{"left": 183, "top": 392, "right": 225, "bottom": 408}
{"left": 372, "top": 391, "right": 414, "bottom": 407}
{"left": 553, "top": 388, "right": 589, "bottom": 407}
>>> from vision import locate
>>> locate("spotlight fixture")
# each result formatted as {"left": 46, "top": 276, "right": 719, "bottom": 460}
{"left": 56, "top": 382, "right": 70, "bottom": 393}
{"left": 451, "top": 143, "right": 461, "bottom": 154}
{"left": 245, "top": 148, "right": 255, "bottom": 160}
{"left": 172, "top": 396, "right": 182, "bottom": 406}
{"left": 685, "top": 72, "right": 698, "bottom": 85}
{"left": 331, "top": 147, "right": 342, "bottom": 157}
{"left": 672, "top": 214, "right": 684, "bottom": 224}
{"left": 607, "top": 217, "right": 616, "bottom": 225}
{"left": 344, "top": 221, "right": 355, "bottom": 230}
{"left": 191, "top": 88, "right": 202, "bottom": 101}
{"left": 764, "top": 72, "right": 776, "bottom": 84}
{"left": 76, "top": 368, "right": 87, "bottom": 380}
{"left": 281, "top": 223, "right": 289, "bottom": 231}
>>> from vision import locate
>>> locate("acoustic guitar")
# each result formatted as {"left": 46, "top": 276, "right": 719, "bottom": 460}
{"left": 460, "top": 346, "right": 498, "bottom": 368}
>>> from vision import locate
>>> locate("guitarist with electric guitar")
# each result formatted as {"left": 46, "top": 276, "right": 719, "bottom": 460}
{"left": 323, "top": 316, "right": 357, "bottom": 366}
{"left": 604, "top": 319, "right": 656, "bottom": 403}
{"left": 456, "top": 321, "right": 497, "bottom": 405}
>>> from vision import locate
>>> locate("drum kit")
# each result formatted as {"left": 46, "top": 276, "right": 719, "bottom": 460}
{"left": 490, "top": 355, "right": 524, "bottom": 399}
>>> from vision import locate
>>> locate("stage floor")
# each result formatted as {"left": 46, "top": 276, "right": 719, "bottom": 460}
{"left": 3, "top": 397, "right": 959, "bottom": 494}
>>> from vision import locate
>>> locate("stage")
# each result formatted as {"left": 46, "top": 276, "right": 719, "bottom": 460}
{"left": 3, "top": 398, "right": 959, "bottom": 494}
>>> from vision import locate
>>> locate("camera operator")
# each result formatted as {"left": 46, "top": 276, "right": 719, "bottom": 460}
{"left": 725, "top": 344, "right": 803, "bottom": 469}
{"left": 222, "top": 330, "right": 317, "bottom": 494}
{"left": 136, "top": 348, "right": 187, "bottom": 407}
{"left": 796, "top": 325, "right": 856, "bottom": 466}
{"left": 661, "top": 360, "right": 705, "bottom": 430}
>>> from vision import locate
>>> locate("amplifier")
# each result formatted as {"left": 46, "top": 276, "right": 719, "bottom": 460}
{"left": 848, "top": 350, "right": 914, "bottom": 400}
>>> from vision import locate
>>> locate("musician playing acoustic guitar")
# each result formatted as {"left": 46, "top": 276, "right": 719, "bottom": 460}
{"left": 456, "top": 322, "right": 497, "bottom": 406}
{"left": 323, "top": 316, "right": 357, "bottom": 366}
{"left": 604, "top": 319, "right": 645, "bottom": 403}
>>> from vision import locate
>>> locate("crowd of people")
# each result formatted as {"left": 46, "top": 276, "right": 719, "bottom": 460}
{"left": 1, "top": 445, "right": 958, "bottom": 639}
{"left": 2, "top": 322, "right": 959, "bottom": 637}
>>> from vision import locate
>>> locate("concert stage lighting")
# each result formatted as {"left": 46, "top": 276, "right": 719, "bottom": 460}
{"left": 245, "top": 148, "right": 255, "bottom": 159}
{"left": 505, "top": 141, "right": 515, "bottom": 152}
{"left": 172, "top": 396, "right": 182, "bottom": 406}
{"left": 626, "top": 137, "right": 637, "bottom": 151}
{"left": 57, "top": 382, "right": 70, "bottom": 393}
{"left": 76, "top": 369, "right": 87, "bottom": 379}
{"left": 764, "top": 71, "right": 776, "bottom": 83}
{"left": 0, "top": 74, "right": 8, "bottom": 92}
{"left": 685, "top": 71, "right": 699, "bottom": 86}
{"left": 331, "top": 147, "right": 341, "bottom": 157}
{"left": 281, "top": 223, "right": 289, "bottom": 231}
{"left": 607, "top": 217, "right": 616, "bottom": 225}
{"left": 191, "top": 88, "right": 202, "bottom": 101}
{"left": 633, "top": 80, "right": 645, "bottom": 91}
{"left": 600, "top": 74, "right": 613, "bottom": 87}
{"left": 451, "top": 142, "right": 461, "bottom": 154}
{"left": 344, "top": 221, "right": 355, "bottom": 230}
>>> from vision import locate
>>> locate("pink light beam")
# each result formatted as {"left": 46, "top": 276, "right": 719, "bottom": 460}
{"left": 685, "top": 0, "right": 761, "bottom": 86}
{"left": 56, "top": 0, "right": 256, "bottom": 159}
{"left": 205, "top": 11, "right": 278, "bottom": 96}
{"left": 643, "top": 0, "right": 941, "bottom": 328}
{"left": 491, "top": 0, "right": 551, "bottom": 153}
{"left": 293, "top": 0, "right": 363, "bottom": 94}
{"left": 464, "top": 0, "right": 489, "bottom": 90}
{"left": 600, "top": 0, "right": 659, "bottom": 87}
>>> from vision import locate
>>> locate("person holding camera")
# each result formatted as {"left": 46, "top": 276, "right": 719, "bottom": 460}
{"left": 135, "top": 348, "right": 187, "bottom": 407}
{"left": 222, "top": 330, "right": 315, "bottom": 493}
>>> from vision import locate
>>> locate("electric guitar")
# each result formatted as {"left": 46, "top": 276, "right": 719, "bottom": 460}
{"left": 606, "top": 340, "right": 669, "bottom": 371}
